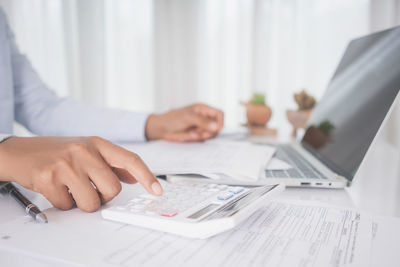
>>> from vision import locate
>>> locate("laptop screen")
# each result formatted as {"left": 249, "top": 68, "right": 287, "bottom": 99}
{"left": 301, "top": 26, "right": 400, "bottom": 181}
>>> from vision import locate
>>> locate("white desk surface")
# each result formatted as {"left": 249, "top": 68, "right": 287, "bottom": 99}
{"left": 1, "top": 134, "right": 399, "bottom": 266}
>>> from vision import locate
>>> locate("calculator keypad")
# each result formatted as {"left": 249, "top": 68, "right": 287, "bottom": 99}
{"left": 217, "top": 192, "right": 234, "bottom": 200}
{"left": 113, "top": 183, "right": 246, "bottom": 219}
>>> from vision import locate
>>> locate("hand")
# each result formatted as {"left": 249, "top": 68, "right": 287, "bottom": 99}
{"left": 0, "top": 136, "right": 163, "bottom": 212}
{"left": 145, "top": 103, "right": 224, "bottom": 142}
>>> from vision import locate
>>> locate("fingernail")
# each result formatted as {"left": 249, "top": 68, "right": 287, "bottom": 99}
{"left": 151, "top": 182, "right": 163, "bottom": 195}
{"left": 208, "top": 122, "right": 218, "bottom": 131}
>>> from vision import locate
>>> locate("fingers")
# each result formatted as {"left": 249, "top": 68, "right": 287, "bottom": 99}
{"left": 184, "top": 113, "right": 211, "bottom": 131}
{"left": 164, "top": 132, "right": 199, "bottom": 142}
{"left": 167, "top": 105, "right": 222, "bottom": 142}
{"left": 214, "top": 109, "right": 224, "bottom": 131}
{"left": 7, "top": 136, "right": 162, "bottom": 213}
{"left": 146, "top": 103, "right": 223, "bottom": 143}
{"left": 58, "top": 164, "right": 101, "bottom": 212}
{"left": 190, "top": 104, "right": 224, "bottom": 133}
{"left": 93, "top": 138, "right": 163, "bottom": 196}
{"left": 112, "top": 167, "right": 137, "bottom": 184}
{"left": 81, "top": 153, "right": 122, "bottom": 203}
{"left": 70, "top": 144, "right": 124, "bottom": 203}
{"left": 192, "top": 104, "right": 224, "bottom": 128}
{"left": 182, "top": 112, "right": 219, "bottom": 134}
{"left": 44, "top": 184, "right": 74, "bottom": 211}
{"left": 164, "top": 129, "right": 209, "bottom": 142}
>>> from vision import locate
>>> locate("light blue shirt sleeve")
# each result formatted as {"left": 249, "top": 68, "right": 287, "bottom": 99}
{"left": 0, "top": 134, "right": 12, "bottom": 143}
{"left": 4, "top": 10, "right": 149, "bottom": 143}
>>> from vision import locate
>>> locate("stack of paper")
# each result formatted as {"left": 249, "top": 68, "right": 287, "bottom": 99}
{"left": 123, "top": 141, "right": 276, "bottom": 181}
{"left": 1, "top": 195, "right": 399, "bottom": 267}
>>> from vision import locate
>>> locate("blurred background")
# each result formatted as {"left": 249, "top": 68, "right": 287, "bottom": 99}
{"left": 0, "top": 0, "right": 399, "bottom": 136}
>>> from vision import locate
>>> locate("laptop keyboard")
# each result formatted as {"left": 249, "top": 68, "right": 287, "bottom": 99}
{"left": 265, "top": 145, "right": 327, "bottom": 179}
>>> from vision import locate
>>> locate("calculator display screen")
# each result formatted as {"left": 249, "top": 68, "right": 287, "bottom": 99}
{"left": 188, "top": 204, "right": 219, "bottom": 219}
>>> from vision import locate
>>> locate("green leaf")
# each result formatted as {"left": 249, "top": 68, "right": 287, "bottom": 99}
{"left": 318, "top": 120, "right": 335, "bottom": 136}
{"left": 250, "top": 93, "right": 266, "bottom": 105}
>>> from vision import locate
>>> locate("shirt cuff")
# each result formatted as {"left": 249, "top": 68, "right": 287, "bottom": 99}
{"left": 100, "top": 111, "right": 151, "bottom": 143}
{"left": 0, "top": 134, "right": 13, "bottom": 143}
{"left": 121, "top": 112, "right": 150, "bottom": 143}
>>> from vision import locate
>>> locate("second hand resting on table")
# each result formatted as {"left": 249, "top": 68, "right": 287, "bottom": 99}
{"left": 0, "top": 104, "right": 224, "bottom": 212}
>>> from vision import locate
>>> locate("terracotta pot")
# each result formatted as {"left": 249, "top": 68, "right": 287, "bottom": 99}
{"left": 286, "top": 109, "right": 313, "bottom": 137}
{"left": 242, "top": 102, "right": 272, "bottom": 127}
{"left": 302, "top": 126, "right": 330, "bottom": 149}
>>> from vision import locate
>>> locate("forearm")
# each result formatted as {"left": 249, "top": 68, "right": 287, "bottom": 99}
{"left": 16, "top": 95, "right": 150, "bottom": 142}
{"left": 12, "top": 57, "right": 150, "bottom": 142}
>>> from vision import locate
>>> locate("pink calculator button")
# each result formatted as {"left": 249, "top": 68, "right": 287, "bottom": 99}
{"left": 161, "top": 210, "right": 178, "bottom": 217}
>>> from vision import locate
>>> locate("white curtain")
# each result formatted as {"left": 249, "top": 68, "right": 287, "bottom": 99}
{"left": 369, "top": 0, "right": 400, "bottom": 149}
{"left": 0, "top": 0, "right": 398, "bottom": 134}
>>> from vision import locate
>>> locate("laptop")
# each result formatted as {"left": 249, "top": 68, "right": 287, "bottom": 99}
{"left": 167, "top": 26, "right": 400, "bottom": 189}
{"left": 264, "top": 26, "right": 400, "bottom": 188}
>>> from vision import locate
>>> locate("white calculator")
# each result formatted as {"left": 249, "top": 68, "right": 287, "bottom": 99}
{"left": 101, "top": 182, "right": 284, "bottom": 239}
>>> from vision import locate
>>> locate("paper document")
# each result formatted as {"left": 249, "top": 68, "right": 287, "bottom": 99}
{"left": 370, "top": 216, "right": 400, "bottom": 267}
{"left": 1, "top": 194, "right": 398, "bottom": 266}
{"left": 123, "top": 141, "right": 275, "bottom": 181}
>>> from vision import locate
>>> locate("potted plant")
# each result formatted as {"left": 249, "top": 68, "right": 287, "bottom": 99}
{"left": 286, "top": 89, "right": 316, "bottom": 137}
{"left": 243, "top": 93, "right": 272, "bottom": 127}
{"left": 241, "top": 93, "right": 277, "bottom": 136}
{"left": 303, "top": 120, "right": 335, "bottom": 149}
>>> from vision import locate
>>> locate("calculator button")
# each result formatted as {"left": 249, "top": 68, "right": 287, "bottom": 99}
{"left": 229, "top": 187, "right": 244, "bottom": 194}
{"left": 129, "top": 209, "right": 143, "bottom": 213}
{"left": 160, "top": 210, "right": 178, "bottom": 217}
{"left": 217, "top": 192, "right": 234, "bottom": 200}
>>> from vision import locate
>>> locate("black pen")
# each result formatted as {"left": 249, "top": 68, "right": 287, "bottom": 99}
{"left": 0, "top": 182, "right": 48, "bottom": 223}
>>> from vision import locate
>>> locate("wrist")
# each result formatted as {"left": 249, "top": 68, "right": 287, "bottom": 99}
{"left": 145, "top": 114, "right": 166, "bottom": 140}
{"left": 0, "top": 136, "right": 18, "bottom": 182}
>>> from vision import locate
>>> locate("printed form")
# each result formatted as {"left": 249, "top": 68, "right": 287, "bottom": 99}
{"left": 104, "top": 201, "right": 371, "bottom": 267}
{"left": 0, "top": 199, "right": 387, "bottom": 267}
